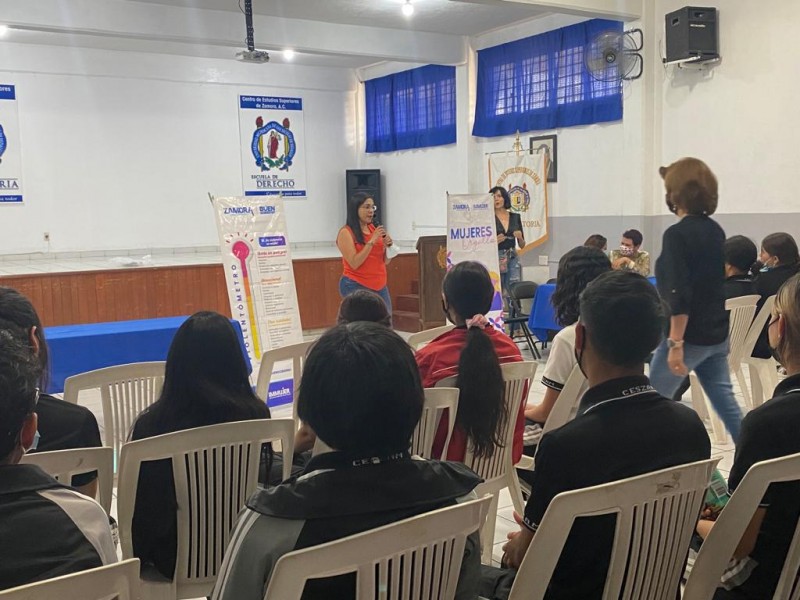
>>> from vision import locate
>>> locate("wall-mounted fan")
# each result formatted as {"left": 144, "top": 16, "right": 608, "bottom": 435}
{"left": 585, "top": 28, "right": 644, "bottom": 82}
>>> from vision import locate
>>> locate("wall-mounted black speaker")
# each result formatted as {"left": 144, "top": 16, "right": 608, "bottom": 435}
{"left": 345, "top": 169, "right": 383, "bottom": 226}
{"left": 665, "top": 6, "right": 719, "bottom": 63}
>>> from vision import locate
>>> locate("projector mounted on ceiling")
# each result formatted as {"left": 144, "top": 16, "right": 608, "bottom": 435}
{"left": 236, "top": 0, "right": 270, "bottom": 64}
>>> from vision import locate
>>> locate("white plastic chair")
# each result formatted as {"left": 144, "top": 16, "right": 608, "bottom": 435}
{"left": 740, "top": 295, "right": 778, "bottom": 408}
{"left": 262, "top": 495, "right": 492, "bottom": 600}
{"left": 0, "top": 558, "right": 141, "bottom": 600}
{"left": 509, "top": 458, "right": 719, "bottom": 600}
{"left": 407, "top": 324, "right": 455, "bottom": 351}
{"left": 689, "top": 296, "right": 758, "bottom": 444}
{"left": 117, "top": 419, "right": 295, "bottom": 600}
{"left": 21, "top": 446, "right": 114, "bottom": 513}
{"left": 63, "top": 362, "right": 166, "bottom": 465}
{"left": 255, "top": 341, "right": 313, "bottom": 430}
{"left": 439, "top": 360, "right": 538, "bottom": 563}
{"left": 411, "top": 387, "right": 459, "bottom": 459}
{"left": 683, "top": 452, "right": 800, "bottom": 600}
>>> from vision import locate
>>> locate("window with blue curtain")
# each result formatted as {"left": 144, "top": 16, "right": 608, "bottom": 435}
{"left": 473, "top": 19, "right": 623, "bottom": 138}
{"left": 365, "top": 64, "right": 456, "bottom": 153}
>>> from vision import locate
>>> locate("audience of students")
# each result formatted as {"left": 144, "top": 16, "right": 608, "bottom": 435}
{"left": 649, "top": 157, "right": 743, "bottom": 442}
{"left": 479, "top": 271, "right": 711, "bottom": 599}
{"left": 415, "top": 260, "right": 524, "bottom": 462}
{"left": 129, "top": 311, "right": 271, "bottom": 580}
{"left": 211, "top": 322, "right": 482, "bottom": 600}
{"left": 610, "top": 228, "right": 650, "bottom": 276}
{"left": 0, "top": 287, "right": 103, "bottom": 498}
{"left": 0, "top": 332, "right": 116, "bottom": 591}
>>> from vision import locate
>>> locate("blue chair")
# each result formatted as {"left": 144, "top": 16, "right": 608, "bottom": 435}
{"left": 527, "top": 283, "right": 562, "bottom": 344}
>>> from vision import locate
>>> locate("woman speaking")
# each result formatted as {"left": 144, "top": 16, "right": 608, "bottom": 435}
{"left": 336, "top": 192, "right": 394, "bottom": 311}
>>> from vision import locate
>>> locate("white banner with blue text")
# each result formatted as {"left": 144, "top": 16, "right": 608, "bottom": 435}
{"left": 488, "top": 152, "right": 548, "bottom": 253}
{"left": 213, "top": 196, "right": 304, "bottom": 406}
{"left": 0, "top": 84, "right": 23, "bottom": 203}
{"left": 446, "top": 193, "right": 505, "bottom": 331}
{"left": 239, "top": 95, "right": 308, "bottom": 198}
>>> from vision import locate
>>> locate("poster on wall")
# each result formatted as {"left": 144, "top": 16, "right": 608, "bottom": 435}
{"left": 239, "top": 95, "right": 307, "bottom": 198}
{"left": 488, "top": 152, "right": 548, "bottom": 252}
{"left": 213, "top": 195, "right": 304, "bottom": 406}
{"left": 446, "top": 193, "right": 504, "bottom": 331}
{"left": 0, "top": 84, "right": 23, "bottom": 204}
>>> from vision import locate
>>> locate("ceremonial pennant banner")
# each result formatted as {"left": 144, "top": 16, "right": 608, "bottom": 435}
{"left": 239, "top": 95, "right": 308, "bottom": 198}
{"left": 446, "top": 193, "right": 505, "bottom": 332}
{"left": 488, "top": 152, "right": 548, "bottom": 252}
{"left": 0, "top": 85, "right": 23, "bottom": 204}
{"left": 213, "top": 196, "right": 304, "bottom": 406}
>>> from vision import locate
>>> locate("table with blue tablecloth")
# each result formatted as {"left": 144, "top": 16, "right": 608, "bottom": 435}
{"left": 45, "top": 316, "right": 250, "bottom": 394}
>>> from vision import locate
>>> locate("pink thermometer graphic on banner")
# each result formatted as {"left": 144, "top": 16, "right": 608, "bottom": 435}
{"left": 232, "top": 240, "right": 262, "bottom": 360}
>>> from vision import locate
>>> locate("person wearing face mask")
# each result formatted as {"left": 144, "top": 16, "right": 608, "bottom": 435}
{"left": 610, "top": 229, "right": 650, "bottom": 276}
{"left": 649, "top": 158, "right": 743, "bottom": 443}
{"left": 696, "top": 273, "right": 800, "bottom": 600}
{"left": 478, "top": 271, "right": 709, "bottom": 600}
{"left": 751, "top": 232, "right": 800, "bottom": 358}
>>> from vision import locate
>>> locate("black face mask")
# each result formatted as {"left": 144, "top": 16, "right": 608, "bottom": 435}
{"left": 441, "top": 299, "right": 450, "bottom": 322}
{"left": 770, "top": 343, "right": 783, "bottom": 365}
{"left": 574, "top": 340, "right": 586, "bottom": 378}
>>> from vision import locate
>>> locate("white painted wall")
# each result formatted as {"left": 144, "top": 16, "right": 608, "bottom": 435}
{"left": 0, "top": 43, "right": 357, "bottom": 255}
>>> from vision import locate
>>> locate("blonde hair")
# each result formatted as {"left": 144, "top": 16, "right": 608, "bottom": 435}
{"left": 773, "top": 273, "right": 800, "bottom": 365}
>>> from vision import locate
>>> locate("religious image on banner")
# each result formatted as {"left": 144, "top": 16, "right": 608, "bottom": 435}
{"left": 446, "top": 193, "right": 505, "bottom": 332}
{"left": 488, "top": 152, "right": 548, "bottom": 252}
{"left": 213, "top": 196, "right": 304, "bottom": 406}
{"left": 239, "top": 95, "right": 307, "bottom": 198}
{"left": 0, "top": 84, "right": 23, "bottom": 204}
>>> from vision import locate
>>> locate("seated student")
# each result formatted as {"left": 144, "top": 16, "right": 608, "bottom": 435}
{"left": 337, "top": 288, "right": 392, "bottom": 327}
{"left": 583, "top": 234, "right": 607, "bottom": 252}
{"left": 0, "top": 287, "right": 102, "bottom": 498}
{"left": 129, "top": 311, "right": 271, "bottom": 581}
{"left": 752, "top": 232, "right": 800, "bottom": 358}
{"left": 722, "top": 235, "right": 758, "bottom": 299}
{"left": 0, "top": 333, "right": 116, "bottom": 590}
{"left": 211, "top": 322, "right": 482, "bottom": 600}
{"left": 610, "top": 228, "right": 650, "bottom": 276}
{"left": 415, "top": 261, "right": 524, "bottom": 463}
{"left": 480, "top": 271, "right": 710, "bottom": 600}
{"left": 697, "top": 274, "right": 800, "bottom": 600}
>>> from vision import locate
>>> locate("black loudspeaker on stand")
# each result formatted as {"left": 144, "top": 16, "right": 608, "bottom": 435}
{"left": 664, "top": 6, "right": 719, "bottom": 63}
{"left": 346, "top": 169, "right": 383, "bottom": 227}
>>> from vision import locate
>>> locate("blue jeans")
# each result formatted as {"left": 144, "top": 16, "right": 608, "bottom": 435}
{"left": 650, "top": 339, "right": 742, "bottom": 443}
{"left": 499, "top": 250, "right": 522, "bottom": 297}
{"left": 338, "top": 276, "right": 392, "bottom": 314}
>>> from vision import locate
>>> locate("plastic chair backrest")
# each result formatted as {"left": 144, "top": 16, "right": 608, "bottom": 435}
{"left": 438, "top": 361, "right": 537, "bottom": 482}
{"left": 255, "top": 341, "right": 313, "bottom": 427}
{"left": 510, "top": 458, "right": 719, "bottom": 600}
{"left": 117, "top": 419, "right": 295, "bottom": 599}
{"left": 21, "top": 446, "right": 114, "bottom": 513}
{"left": 0, "top": 558, "right": 141, "bottom": 600}
{"left": 540, "top": 365, "right": 587, "bottom": 437}
{"left": 407, "top": 324, "right": 455, "bottom": 351}
{"left": 741, "top": 294, "right": 775, "bottom": 359}
{"left": 725, "top": 295, "right": 760, "bottom": 367}
{"left": 683, "top": 451, "right": 800, "bottom": 600}
{"left": 412, "top": 388, "right": 459, "bottom": 459}
{"left": 63, "top": 362, "right": 165, "bottom": 465}
{"left": 262, "top": 495, "right": 492, "bottom": 600}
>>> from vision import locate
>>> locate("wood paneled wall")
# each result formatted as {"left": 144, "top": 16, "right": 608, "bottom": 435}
{"left": 0, "top": 253, "right": 418, "bottom": 330}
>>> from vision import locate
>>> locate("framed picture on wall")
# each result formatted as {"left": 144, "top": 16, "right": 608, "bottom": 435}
{"left": 529, "top": 134, "right": 557, "bottom": 183}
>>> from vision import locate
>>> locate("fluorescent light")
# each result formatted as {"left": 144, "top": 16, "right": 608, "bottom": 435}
{"left": 0, "top": 25, "right": 9, "bottom": 38}
{"left": 402, "top": 1, "right": 414, "bottom": 17}
{"left": 283, "top": 48, "right": 295, "bottom": 61}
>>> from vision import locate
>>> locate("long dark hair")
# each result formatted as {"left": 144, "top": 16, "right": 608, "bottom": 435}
{"left": 142, "top": 311, "right": 269, "bottom": 433}
{"left": 551, "top": 247, "right": 611, "bottom": 326}
{"left": 442, "top": 261, "right": 506, "bottom": 459}
{"left": 762, "top": 232, "right": 800, "bottom": 267}
{"left": 337, "top": 290, "right": 391, "bottom": 327}
{"left": 345, "top": 192, "right": 373, "bottom": 245}
{"left": 0, "top": 287, "right": 49, "bottom": 389}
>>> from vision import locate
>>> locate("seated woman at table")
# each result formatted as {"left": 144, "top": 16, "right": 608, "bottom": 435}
{"left": 129, "top": 311, "right": 271, "bottom": 581}
{"left": 0, "top": 287, "right": 102, "bottom": 499}
{"left": 523, "top": 247, "right": 611, "bottom": 431}
{"left": 415, "top": 261, "right": 524, "bottom": 462}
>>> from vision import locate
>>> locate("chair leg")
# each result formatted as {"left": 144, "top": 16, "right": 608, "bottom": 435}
{"left": 689, "top": 374, "right": 709, "bottom": 421}
{"left": 507, "top": 472, "right": 526, "bottom": 517}
{"left": 481, "top": 492, "right": 500, "bottom": 565}
{"left": 521, "top": 325, "right": 540, "bottom": 359}
{"left": 734, "top": 367, "right": 752, "bottom": 410}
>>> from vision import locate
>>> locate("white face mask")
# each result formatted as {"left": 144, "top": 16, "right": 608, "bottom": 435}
{"left": 619, "top": 245, "right": 635, "bottom": 257}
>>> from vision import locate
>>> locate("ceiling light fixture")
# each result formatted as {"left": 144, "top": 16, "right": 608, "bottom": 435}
{"left": 402, "top": 0, "right": 414, "bottom": 17}
{"left": 0, "top": 25, "right": 9, "bottom": 38}
{"left": 283, "top": 48, "right": 295, "bottom": 61}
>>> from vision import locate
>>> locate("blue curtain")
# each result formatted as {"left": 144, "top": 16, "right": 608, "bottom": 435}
{"left": 365, "top": 65, "right": 456, "bottom": 153}
{"left": 473, "top": 19, "right": 623, "bottom": 138}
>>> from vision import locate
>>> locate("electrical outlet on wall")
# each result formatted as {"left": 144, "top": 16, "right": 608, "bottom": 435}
{"left": 538, "top": 255, "right": 548, "bottom": 266}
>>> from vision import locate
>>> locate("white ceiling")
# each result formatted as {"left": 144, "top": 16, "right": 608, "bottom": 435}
{"left": 129, "top": 0, "right": 549, "bottom": 36}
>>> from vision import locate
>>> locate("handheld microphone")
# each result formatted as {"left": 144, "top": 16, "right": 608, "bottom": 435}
{"left": 372, "top": 213, "right": 399, "bottom": 258}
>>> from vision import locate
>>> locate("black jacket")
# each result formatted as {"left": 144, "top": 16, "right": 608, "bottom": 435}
{"left": 752, "top": 264, "right": 800, "bottom": 358}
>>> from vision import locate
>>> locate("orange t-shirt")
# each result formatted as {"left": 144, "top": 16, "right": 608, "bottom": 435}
{"left": 341, "top": 225, "right": 387, "bottom": 291}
